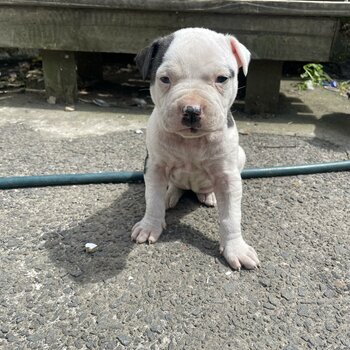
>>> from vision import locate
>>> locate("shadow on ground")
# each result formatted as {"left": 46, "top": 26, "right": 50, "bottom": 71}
{"left": 44, "top": 185, "right": 220, "bottom": 284}
{"left": 280, "top": 95, "right": 350, "bottom": 132}
{"left": 241, "top": 93, "right": 350, "bottom": 150}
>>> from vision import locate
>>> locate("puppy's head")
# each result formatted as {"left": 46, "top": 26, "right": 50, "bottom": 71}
{"left": 135, "top": 28, "right": 250, "bottom": 138}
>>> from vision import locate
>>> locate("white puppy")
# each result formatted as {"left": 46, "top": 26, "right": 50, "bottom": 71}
{"left": 131, "top": 28, "right": 259, "bottom": 270}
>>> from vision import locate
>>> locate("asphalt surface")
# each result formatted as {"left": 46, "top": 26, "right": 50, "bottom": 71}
{"left": 0, "top": 114, "right": 349, "bottom": 349}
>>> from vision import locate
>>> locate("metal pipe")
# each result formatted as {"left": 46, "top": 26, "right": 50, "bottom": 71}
{"left": 0, "top": 160, "right": 349, "bottom": 190}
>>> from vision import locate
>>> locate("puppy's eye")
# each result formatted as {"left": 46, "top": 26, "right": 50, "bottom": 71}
{"left": 216, "top": 76, "right": 228, "bottom": 83}
{"left": 160, "top": 76, "right": 170, "bottom": 84}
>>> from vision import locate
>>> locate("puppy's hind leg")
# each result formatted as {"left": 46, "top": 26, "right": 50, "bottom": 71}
{"left": 165, "top": 183, "right": 184, "bottom": 209}
{"left": 196, "top": 192, "right": 217, "bottom": 207}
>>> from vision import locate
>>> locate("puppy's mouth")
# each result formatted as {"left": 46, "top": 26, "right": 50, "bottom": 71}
{"left": 176, "top": 127, "right": 210, "bottom": 138}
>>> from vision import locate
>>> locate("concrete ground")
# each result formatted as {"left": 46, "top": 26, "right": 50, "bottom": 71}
{"left": 0, "top": 82, "right": 349, "bottom": 350}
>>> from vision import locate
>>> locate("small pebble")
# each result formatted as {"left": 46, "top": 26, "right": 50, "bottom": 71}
{"left": 93, "top": 98, "right": 110, "bottom": 107}
{"left": 259, "top": 278, "right": 271, "bottom": 287}
{"left": 132, "top": 97, "right": 147, "bottom": 107}
{"left": 6, "top": 333, "right": 17, "bottom": 342}
{"left": 1, "top": 326, "right": 9, "bottom": 333}
{"left": 297, "top": 305, "right": 310, "bottom": 317}
{"left": 147, "top": 290, "right": 155, "bottom": 298}
{"left": 268, "top": 295, "right": 279, "bottom": 306}
{"left": 150, "top": 324, "right": 162, "bottom": 334}
{"left": 191, "top": 308, "right": 201, "bottom": 316}
{"left": 65, "top": 105, "right": 75, "bottom": 112}
{"left": 85, "top": 243, "right": 98, "bottom": 253}
{"left": 117, "top": 334, "right": 131, "bottom": 346}
{"left": 69, "top": 267, "right": 83, "bottom": 277}
{"left": 323, "top": 289, "right": 335, "bottom": 298}
{"left": 334, "top": 279, "right": 346, "bottom": 289}
{"left": 325, "top": 321, "right": 337, "bottom": 332}
{"left": 135, "top": 129, "right": 144, "bottom": 134}
{"left": 263, "top": 302, "right": 275, "bottom": 310}
{"left": 281, "top": 289, "right": 293, "bottom": 301}
{"left": 298, "top": 287, "right": 306, "bottom": 297}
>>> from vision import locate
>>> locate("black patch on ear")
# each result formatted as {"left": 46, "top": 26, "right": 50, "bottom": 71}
{"left": 143, "top": 150, "right": 149, "bottom": 174}
{"left": 134, "top": 34, "right": 174, "bottom": 84}
{"left": 227, "top": 110, "right": 235, "bottom": 128}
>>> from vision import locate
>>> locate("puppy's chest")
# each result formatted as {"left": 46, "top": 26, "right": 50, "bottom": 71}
{"left": 166, "top": 161, "right": 214, "bottom": 193}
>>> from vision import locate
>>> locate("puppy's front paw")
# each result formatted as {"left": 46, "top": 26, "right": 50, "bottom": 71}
{"left": 131, "top": 218, "right": 165, "bottom": 244}
{"left": 220, "top": 238, "right": 259, "bottom": 270}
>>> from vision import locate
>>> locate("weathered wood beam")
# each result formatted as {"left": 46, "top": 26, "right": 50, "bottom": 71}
{"left": 41, "top": 50, "right": 77, "bottom": 105}
{"left": 0, "top": 1, "right": 349, "bottom": 17}
{"left": 0, "top": 7, "right": 337, "bottom": 61}
{"left": 245, "top": 60, "right": 283, "bottom": 114}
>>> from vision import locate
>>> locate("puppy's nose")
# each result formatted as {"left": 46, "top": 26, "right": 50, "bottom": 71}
{"left": 183, "top": 105, "right": 201, "bottom": 118}
{"left": 182, "top": 105, "right": 201, "bottom": 127}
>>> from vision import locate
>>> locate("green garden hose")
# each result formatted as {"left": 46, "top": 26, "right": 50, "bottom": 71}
{"left": 0, "top": 160, "right": 349, "bottom": 190}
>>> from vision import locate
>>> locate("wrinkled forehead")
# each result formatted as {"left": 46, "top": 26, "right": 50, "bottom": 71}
{"left": 160, "top": 29, "right": 236, "bottom": 77}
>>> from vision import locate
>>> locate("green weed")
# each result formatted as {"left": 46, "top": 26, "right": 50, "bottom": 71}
{"left": 297, "top": 63, "right": 331, "bottom": 90}
{"left": 297, "top": 63, "right": 349, "bottom": 97}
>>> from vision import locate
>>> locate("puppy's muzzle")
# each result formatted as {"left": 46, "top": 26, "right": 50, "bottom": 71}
{"left": 181, "top": 105, "right": 201, "bottom": 128}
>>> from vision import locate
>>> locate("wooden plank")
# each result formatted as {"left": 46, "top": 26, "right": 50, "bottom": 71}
{"left": 239, "top": 34, "right": 333, "bottom": 61}
{"left": 0, "top": 7, "right": 337, "bottom": 61}
{"left": 0, "top": 8, "right": 336, "bottom": 36}
{"left": 0, "top": 0, "right": 350, "bottom": 17}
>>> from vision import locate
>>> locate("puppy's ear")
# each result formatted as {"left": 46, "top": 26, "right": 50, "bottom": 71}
{"left": 135, "top": 34, "right": 174, "bottom": 81}
{"left": 135, "top": 40, "right": 160, "bottom": 80}
{"left": 227, "top": 36, "right": 251, "bottom": 76}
